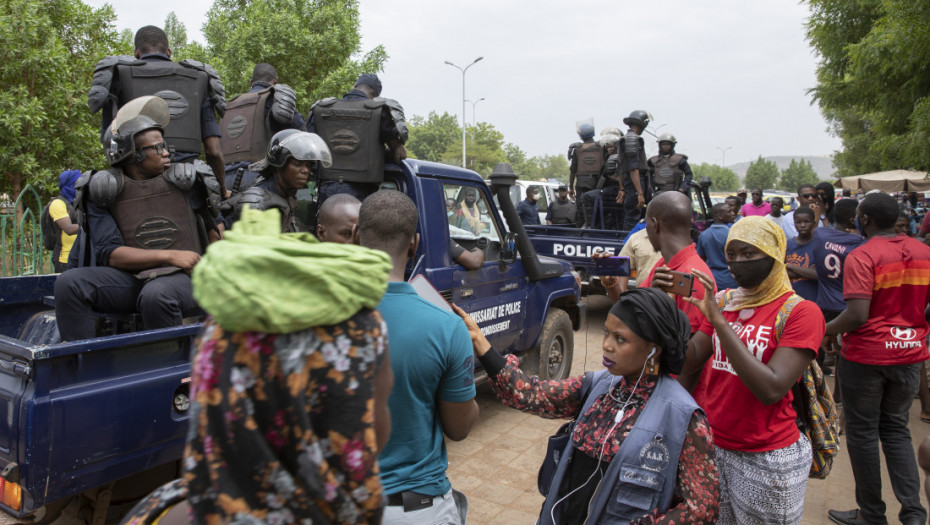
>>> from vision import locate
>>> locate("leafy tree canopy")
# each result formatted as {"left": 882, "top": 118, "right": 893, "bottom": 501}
{"left": 806, "top": 0, "right": 930, "bottom": 176}
{"left": 744, "top": 156, "right": 779, "bottom": 191}
{"left": 778, "top": 158, "right": 820, "bottom": 192}
{"left": 692, "top": 163, "right": 740, "bottom": 192}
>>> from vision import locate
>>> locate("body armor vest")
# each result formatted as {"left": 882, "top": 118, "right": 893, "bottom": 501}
{"left": 650, "top": 154, "right": 685, "bottom": 192}
{"left": 576, "top": 142, "right": 605, "bottom": 179}
{"left": 220, "top": 87, "right": 273, "bottom": 163}
{"left": 549, "top": 198, "right": 576, "bottom": 224}
{"left": 112, "top": 173, "right": 203, "bottom": 255}
{"left": 117, "top": 60, "right": 208, "bottom": 155}
{"left": 312, "top": 98, "right": 385, "bottom": 184}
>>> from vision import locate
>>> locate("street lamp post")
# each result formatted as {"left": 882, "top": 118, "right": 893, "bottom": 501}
{"left": 716, "top": 146, "right": 733, "bottom": 167}
{"left": 444, "top": 57, "right": 484, "bottom": 168}
{"left": 466, "top": 97, "right": 486, "bottom": 125}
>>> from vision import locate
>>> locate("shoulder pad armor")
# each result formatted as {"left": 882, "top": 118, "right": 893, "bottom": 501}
{"left": 74, "top": 170, "right": 94, "bottom": 191}
{"left": 567, "top": 142, "right": 582, "bottom": 160}
{"left": 86, "top": 169, "right": 124, "bottom": 208}
{"left": 647, "top": 155, "right": 659, "bottom": 167}
{"left": 88, "top": 55, "right": 142, "bottom": 114}
{"left": 380, "top": 98, "right": 408, "bottom": 143}
{"left": 623, "top": 132, "right": 642, "bottom": 156}
{"left": 365, "top": 97, "right": 387, "bottom": 110}
{"left": 314, "top": 97, "right": 338, "bottom": 110}
{"left": 670, "top": 153, "right": 687, "bottom": 164}
{"left": 236, "top": 187, "right": 289, "bottom": 214}
{"left": 163, "top": 162, "right": 198, "bottom": 190}
{"left": 179, "top": 59, "right": 227, "bottom": 117}
{"left": 270, "top": 84, "right": 298, "bottom": 125}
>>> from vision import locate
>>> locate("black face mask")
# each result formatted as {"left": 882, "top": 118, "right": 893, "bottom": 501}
{"left": 728, "top": 256, "right": 776, "bottom": 289}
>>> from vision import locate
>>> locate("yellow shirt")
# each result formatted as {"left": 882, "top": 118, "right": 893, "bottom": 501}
{"left": 619, "top": 229, "right": 662, "bottom": 284}
{"left": 48, "top": 198, "right": 76, "bottom": 263}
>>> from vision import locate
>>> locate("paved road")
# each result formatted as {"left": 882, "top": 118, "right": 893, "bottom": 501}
{"left": 5, "top": 295, "right": 930, "bottom": 523}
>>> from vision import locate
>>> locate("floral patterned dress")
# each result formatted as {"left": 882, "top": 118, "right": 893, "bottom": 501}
{"left": 485, "top": 353, "right": 720, "bottom": 525}
{"left": 122, "top": 309, "right": 388, "bottom": 525}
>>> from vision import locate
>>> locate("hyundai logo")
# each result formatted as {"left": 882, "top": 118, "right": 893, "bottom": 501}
{"left": 890, "top": 327, "right": 918, "bottom": 341}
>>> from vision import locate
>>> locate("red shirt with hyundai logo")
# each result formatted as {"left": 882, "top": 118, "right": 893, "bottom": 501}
{"left": 842, "top": 235, "right": 930, "bottom": 365}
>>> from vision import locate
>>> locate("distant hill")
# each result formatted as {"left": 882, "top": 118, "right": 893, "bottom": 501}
{"left": 726, "top": 155, "right": 836, "bottom": 182}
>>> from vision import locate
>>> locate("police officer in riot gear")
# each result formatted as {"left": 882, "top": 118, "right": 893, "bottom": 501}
{"left": 54, "top": 96, "right": 224, "bottom": 341}
{"left": 221, "top": 64, "right": 305, "bottom": 192}
{"left": 568, "top": 121, "right": 606, "bottom": 227}
{"left": 228, "top": 130, "right": 332, "bottom": 233}
{"left": 546, "top": 184, "right": 576, "bottom": 225}
{"left": 647, "top": 133, "right": 693, "bottom": 194}
{"left": 306, "top": 74, "right": 408, "bottom": 207}
{"left": 88, "top": 25, "right": 229, "bottom": 197}
{"left": 618, "top": 110, "right": 651, "bottom": 230}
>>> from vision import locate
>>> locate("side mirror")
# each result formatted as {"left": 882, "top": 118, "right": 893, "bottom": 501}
{"left": 501, "top": 233, "right": 517, "bottom": 264}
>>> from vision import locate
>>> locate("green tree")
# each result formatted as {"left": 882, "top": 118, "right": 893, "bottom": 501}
{"left": 406, "top": 112, "right": 460, "bottom": 162}
{"left": 805, "top": 0, "right": 930, "bottom": 175}
{"left": 525, "top": 154, "right": 570, "bottom": 183}
{"left": 692, "top": 163, "right": 739, "bottom": 192}
{"left": 202, "top": 0, "right": 387, "bottom": 108}
{"left": 503, "top": 143, "right": 533, "bottom": 176}
{"left": 163, "top": 12, "right": 187, "bottom": 55}
{"left": 744, "top": 156, "right": 779, "bottom": 191}
{"left": 0, "top": 0, "right": 123, "bottom": 200}
{"left": 778, "top": 159, "right": 820, "bottom": 192}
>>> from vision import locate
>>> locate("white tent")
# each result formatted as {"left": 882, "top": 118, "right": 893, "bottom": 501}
{"left": 834, "top": 170, "right": 930, "bottom": 192}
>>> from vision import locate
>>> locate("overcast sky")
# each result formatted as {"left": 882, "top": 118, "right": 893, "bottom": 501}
{"left": 86, "top": 0, "right": 841, "bottom": 167}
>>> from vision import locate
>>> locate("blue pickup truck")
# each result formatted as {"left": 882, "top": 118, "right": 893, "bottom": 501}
{"left": 0, "top": 160, "right": 583, "bottom": 522}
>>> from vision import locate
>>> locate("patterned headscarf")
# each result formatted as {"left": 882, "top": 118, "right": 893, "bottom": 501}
{"left": 723, "top": 216, "right": 794, "bottom": 311}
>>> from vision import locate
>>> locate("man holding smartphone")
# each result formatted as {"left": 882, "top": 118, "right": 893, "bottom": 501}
{"left": 638, "top": 191, "right": 717, "bottom": 336}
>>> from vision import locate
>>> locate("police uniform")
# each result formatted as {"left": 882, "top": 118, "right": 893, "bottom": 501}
{"left": 89, "top": 53, "right": 225, "bottom": 165}
{"left": 647, "top": 152, "right": 693, "bottom": 193}
{"left": 619, "top": 129, "right": 649, "bottom": 231}
{"left": 54, "top": 164, "right": 221, "bottom": 341}
{"left": 568, "top": 139, "right": 605, "bottom": 227}
{"left": 227, "top": 176, "right": 307, "bottom": 233}
{"left": 546, "top": 195, "right": 576, "bottom": 225}
{"left": 221, "top": 81, "right": 306, "bottom": 191}
{"left": 306, "top": 89, "right": 407, "bottom": 206}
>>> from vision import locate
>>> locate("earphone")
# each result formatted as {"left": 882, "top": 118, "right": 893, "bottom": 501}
{"left": 647, "top": 346, "right": 657, "bottom": 360}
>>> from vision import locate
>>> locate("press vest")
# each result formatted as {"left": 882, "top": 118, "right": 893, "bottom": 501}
{"left": 220, "top": 87, "right": 273, "bottom": 163}
{"left": 539, "top": 373, "right": 699, "bottom": 525}
{"left": 117, "top": 60, "right": 208, "bottom": 154}
{"left": 649, "top": 154, "right": 686, "bottom": 192}
{"left": 312, "top": 98, "right": 385, "bottom": 184}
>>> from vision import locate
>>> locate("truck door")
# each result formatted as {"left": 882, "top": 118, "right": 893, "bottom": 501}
{"left": 444, "top": 183, "right": 527, "bottom": 353}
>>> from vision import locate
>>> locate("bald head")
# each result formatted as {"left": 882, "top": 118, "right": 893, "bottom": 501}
{"left": 646, "top": 191, "right": 692, "bottom": 228}
{"left": 317, "top": 194, "right": 361, "bottom": 244}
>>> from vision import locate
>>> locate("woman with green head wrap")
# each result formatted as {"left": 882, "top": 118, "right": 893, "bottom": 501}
{"left": 680, "top": 216, "right": 826, "bottom": 524}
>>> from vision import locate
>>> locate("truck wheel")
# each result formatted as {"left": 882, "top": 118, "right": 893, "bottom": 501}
{"left": 25, "top": 497, "right": 71, "bottom": 524}
{"left": 533, "top": 309, "right": 574, "bottom": 381}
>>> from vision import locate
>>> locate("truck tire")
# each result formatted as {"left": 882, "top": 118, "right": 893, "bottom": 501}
{"left": 527, "top": 308, "right": 573, "bottom": 381}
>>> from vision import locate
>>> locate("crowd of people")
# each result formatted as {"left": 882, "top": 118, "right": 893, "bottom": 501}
{"left": 30, "top": 22, "right": 930, "bottom": 525}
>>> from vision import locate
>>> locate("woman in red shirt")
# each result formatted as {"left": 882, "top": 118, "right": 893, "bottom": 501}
{"left": 673, "top": 216, "right": 825, "bottom": 524}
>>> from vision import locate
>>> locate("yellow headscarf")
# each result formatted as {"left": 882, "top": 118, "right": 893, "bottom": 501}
{"left": 722, "top": 216, "right": 794, "bottom": 311}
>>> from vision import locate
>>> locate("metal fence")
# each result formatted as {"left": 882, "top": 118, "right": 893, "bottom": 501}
{"left": 1, "top": 185, "right": 53, "bottom": 277}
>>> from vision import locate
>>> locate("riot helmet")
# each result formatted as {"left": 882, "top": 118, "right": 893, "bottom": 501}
{"left": 266, "top": 130, "right": 333, "bottom": 169}
{"left": 577, "top": 122, "right": 595, "bottom": 140}
{"left": 657, "top": 133, "right": 677, "bottom": 145}
{"left": 598, "top": 126, "right": 623, "bottom": 147}
{"left": 104, "top": 96, "right": 170, "bottom": 167}
{"left": 622, "top": 110, "right": 651, "bottom": 130}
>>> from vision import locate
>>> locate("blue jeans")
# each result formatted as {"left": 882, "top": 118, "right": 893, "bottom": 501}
{"left": 838, "top": 358, "right": 927, "bottom": 524}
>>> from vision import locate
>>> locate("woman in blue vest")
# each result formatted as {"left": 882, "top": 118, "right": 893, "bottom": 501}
{"left": 454, "top": 288, "right": 719, "bottom": 524}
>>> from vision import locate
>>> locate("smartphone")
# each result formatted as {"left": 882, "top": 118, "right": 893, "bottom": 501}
{"left": 592, "top": 256, "right": 630, "bottom": 277}
{"left": 664, "top": 270, "right": 694, "bottom": 297}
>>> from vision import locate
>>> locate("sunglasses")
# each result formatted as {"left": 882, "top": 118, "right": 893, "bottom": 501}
{"left": 799, "top": 193, "right": 816, "bottom": 199}
{"left": 139, "top": 142, "right": 169, "bottom": 156}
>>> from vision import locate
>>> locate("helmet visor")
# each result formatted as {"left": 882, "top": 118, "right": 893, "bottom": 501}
{"left": 279, "top": 132, "right": 333, "bottom": 168}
